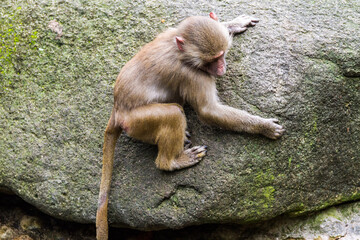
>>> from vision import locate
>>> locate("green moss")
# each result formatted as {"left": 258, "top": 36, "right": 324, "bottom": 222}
{"left": 288, "top": 157, "right": 292, "bottom": 168}
{"left": 254, "top": 170, "right": 275, "bottom": 186}
{"left": 313, "top": 191, "right": 360, "bottom": 213}
{"left": 290, "top": 190, "right": 360, "bottom": 217}
{"left": 238, "top": 170, "right": 278, "bottom": 220}
{"left": 262, "top": 186, "right": 275, "bottom": 208}
{"left": 0, "top": 5, "right": 39, "bottom": 93}
{"left": 303, "top": 113, "right": 318, "bottom": 145}
{"left": 338, "top": 201, "right": 360, "bottom": 218}
{"left": 314, "top": 207, "right": 343, "bottom": 222}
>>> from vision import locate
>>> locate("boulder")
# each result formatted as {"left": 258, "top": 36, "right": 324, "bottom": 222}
{"left": 0, "top": 0, "right": 359, "bottom": 230}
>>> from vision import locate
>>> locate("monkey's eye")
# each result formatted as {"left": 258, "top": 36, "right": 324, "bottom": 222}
{"left": 209, "top": 51, "right": 225, "bottom": 63}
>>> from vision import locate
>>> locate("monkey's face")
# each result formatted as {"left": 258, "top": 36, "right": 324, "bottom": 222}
{"left": 176, "top": 16, "right": 231, "bottom": 77}
{"left": 201, "top": 51, "right": 227, "bottom": 77}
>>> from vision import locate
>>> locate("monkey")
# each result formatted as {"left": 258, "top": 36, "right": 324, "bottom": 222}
{"left": 96, "top": 13, "right": 285, "bottom": 240}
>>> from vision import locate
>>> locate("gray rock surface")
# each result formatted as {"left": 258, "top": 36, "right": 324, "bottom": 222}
{"left": 243, "top": 201, "right": 360, "bottom": 240}
{"left": 1, "top": 0, "right": 359, "bottom": 231}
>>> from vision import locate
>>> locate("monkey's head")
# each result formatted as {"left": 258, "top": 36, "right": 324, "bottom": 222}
{"left": 176, "top": 16, "right": 232, "bottom": 77}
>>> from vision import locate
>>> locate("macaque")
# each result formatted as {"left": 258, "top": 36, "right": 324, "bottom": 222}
{"left": 96, "top": 13, "right": 284, "bottom": 240}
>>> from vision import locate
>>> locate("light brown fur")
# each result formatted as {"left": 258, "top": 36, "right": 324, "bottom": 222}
{"left": 96, "top": 14, "right": 284, "bottom": 240}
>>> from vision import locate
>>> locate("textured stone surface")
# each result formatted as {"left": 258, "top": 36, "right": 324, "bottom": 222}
{"left": 240, "top": 201, "right": 360, "bottom": 240}
{"left": 0, "top": 0, "right": 359, "bottom": 230}
{"left": 2, "top": 193, "right": 360, "bottom": 239}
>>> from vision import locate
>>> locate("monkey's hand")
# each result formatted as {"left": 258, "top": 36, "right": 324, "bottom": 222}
{"left": 261, "top": 118, "right": 285, "bottom": 139}
{"left": 223, "top": 15, "right": 259, "bottom": 34}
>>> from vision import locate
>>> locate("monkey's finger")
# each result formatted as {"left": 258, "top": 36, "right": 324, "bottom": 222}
{"left": 274, "top": 125, "right": 285, "bottom": 137}
{"left": 269, "top": 118, "right": 279, "bottom": 123}
{"left": 274, "top": 123, "right": 285, "bottom": 131}
{"left": 274, "top": 129, "right": 286, "bottom": 138}
{"left": 249, "top": 21, "right": 257, "bottom": 26}
{"left": 275, "top": 126, "right": 285, "bottom": 133}
{"left": 229, "top": 26, "right": 248, "bottom": 34}
{"left": 248, "top": 19, "right": 259, "bottom": 27}
{"left": 238, "top": 15, "right": 259, "bottom": 21}
{"left": 190, "top": 145, "right": 207, "bottom": 153}
{"left": 185, "top": 131, "right": 191, "bottom": 139}
{"left": 240, "top": 15, "right": 259, "bottom": 26}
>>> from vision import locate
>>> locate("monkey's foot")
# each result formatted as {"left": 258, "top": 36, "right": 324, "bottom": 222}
{"left": 184, "top": 145, "right": 207, "bottom": 164}
{"left": 169, "top": 146, "right": 207, "bottom": 170}
{"left": 263, "top": 118, "right": 285, "bottom": 139}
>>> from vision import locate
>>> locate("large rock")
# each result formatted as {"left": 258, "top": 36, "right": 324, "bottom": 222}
{"left": 0, "top": 0, "right": 359, "bottom": 230}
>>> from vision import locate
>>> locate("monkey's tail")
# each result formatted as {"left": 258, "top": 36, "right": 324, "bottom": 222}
{"left": 96, "top": 110, "right": 122, "bottom": 240}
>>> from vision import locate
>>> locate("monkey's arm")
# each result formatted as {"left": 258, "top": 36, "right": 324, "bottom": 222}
{"left": 188, "top": 82, "right": 283, "bottom": 139}
{"left": 222, "top": 15, "right": 259, "bottom": 34}
{"left": 198, "top": 103, "right": 284, "bottom": 139}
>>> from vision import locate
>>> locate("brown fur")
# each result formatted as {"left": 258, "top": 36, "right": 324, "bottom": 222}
{"left": 96, "top": 15, "right": 284, "bottom": 240}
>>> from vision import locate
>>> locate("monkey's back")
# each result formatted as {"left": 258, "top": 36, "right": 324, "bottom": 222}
{"left": 113, "top": 28, "right": 188, "bottom": 112}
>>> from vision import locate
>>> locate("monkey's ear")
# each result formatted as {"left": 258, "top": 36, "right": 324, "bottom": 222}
{"left": 175, "top": 36, "right": 185, "bottom": 51}
{"left": 209, "top": 12, "right": 219, "bottom": 21}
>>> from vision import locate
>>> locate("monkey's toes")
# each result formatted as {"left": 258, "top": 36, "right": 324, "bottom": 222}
{"left": 185, "top": 145, "right": 208, "bottom": 162}
{"left": 272, "top": 125, "right": 285, "bottom": 139}
{"left": 184, "top": 139, "right": 192, "bottom": 149}
{"left": 184, "top": 131, "right": 192, "bottom": 149}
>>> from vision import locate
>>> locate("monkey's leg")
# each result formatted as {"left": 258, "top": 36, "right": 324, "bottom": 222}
{"left": 96, "top": 110, "right": 122, "bottom": 240}
{"left": 125, "top": 103, "right": 207, "bottom": 171}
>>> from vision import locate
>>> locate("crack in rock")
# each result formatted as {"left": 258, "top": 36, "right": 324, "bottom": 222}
{"left": 156, "top": 185, "right": 202, "bottom": 208}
